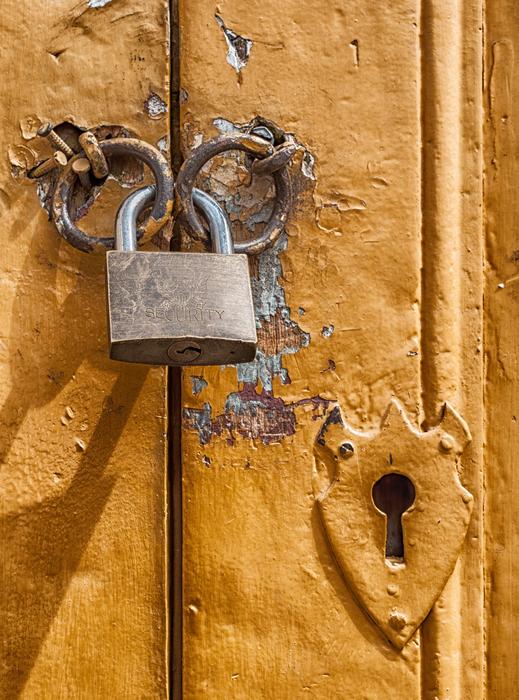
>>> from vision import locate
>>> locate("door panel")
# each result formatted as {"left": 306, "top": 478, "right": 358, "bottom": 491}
{"left": 0, "top": 1, "right": 169, "bottom": 696}
{"left": 179, "top": 1, "right": 483, "bottom": 698}
{"left": 485, "top": 1, "right": 519, "bottom": 696}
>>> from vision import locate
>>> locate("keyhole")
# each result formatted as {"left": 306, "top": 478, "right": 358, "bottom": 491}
{"left": 372, "top": 473, "right": 415, "bottom": 561}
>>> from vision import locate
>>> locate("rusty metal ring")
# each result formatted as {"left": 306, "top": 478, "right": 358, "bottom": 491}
{"left": 176, "top": 133, "right": 292, "bottom": 255}
{"left": 52, "top": 138, "right": 174, "bottom": 253}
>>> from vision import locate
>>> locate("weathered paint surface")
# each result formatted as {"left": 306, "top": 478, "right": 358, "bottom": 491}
{"left": 0, "top": 0, "right": 508, "bottom": 697}
{"left": 179, "top": 0, "right": 483, "bottom": 697}
{"left": 0, "top": 1, "right": 169, "bottom": 696}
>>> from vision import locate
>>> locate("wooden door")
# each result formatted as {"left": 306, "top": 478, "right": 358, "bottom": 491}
{"left": 1, "top": 1, "right": 518, "bottom": 698}
{"left": 178, "top": 1, "right": 485, "bottom": 698}
{"left": 0, "top": 1, "right": 170, "bottom": 697}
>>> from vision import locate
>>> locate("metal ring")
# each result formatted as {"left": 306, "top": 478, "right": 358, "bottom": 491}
{"left": 176, "top": 133, "right": 292, "bottom": 255}
{"left": 52, "top": 138, "right": 174, "bottom": 253}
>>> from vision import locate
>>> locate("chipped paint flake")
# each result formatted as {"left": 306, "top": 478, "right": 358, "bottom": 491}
{"left": 215, "top": 15, "right": 253, "bottom": 73}
{"left": 315, "top": 195, "right": 367, "bottom": 234}
{"left": 237, "top": 234, "right": 310, "bottom": 391}
{"left": 20, "top": 115, "right": 42, "bottom": 141}
{"left": 213, "top": 117, "right": 240, "bottom": 134}
{"left": 301, "top": 151, "right": 316, "bottom": 180}
{"left": 74, "top": 437, "right": 86, "bottom": 452}
{"left": 321, "top": 325, "right": 335, "bottom": 338}
{"left": 191, "top": 376, "right": 208, "bottom": 397}
{"left": 156, "top": 135, "right": 169, "bottom": 154}
{"left": 144, "top": 93, "right": 167, "bottom": 119}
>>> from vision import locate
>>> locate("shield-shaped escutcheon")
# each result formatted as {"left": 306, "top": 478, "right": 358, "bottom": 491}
{"left": 313, "top": 399, "right": 473, "bottom": 649}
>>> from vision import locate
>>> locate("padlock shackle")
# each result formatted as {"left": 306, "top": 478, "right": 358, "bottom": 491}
{"left": 114, "top": 186, "right": 234, "bottom": 254}
{"left": 192, "top": 189, "right": 234, "bottom": 254}
{"left": 115, "top": 185, "right": 156, "bottom": 252}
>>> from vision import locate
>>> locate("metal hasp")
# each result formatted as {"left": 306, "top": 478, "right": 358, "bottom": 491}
{"left": 313, "top": 399, "right": 473, "bottom": 649}
{"left": 106, "top": 186, "right": 257, "bottom": 366}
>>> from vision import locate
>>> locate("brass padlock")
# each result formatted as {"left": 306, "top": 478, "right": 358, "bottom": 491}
{"left": 106, "top": 185, "right": 257, "bottom": 365}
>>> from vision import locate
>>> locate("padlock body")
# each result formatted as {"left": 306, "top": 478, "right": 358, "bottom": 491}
{"left": 106, "top": 251, "right": 257, "bottom": 365}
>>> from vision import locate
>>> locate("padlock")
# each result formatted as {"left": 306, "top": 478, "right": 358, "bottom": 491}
{"left": 106, "top": 185, "right": 257, "bottom": 365}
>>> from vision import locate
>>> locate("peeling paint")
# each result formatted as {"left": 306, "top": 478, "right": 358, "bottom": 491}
{"left": 321, "top": 325, "right": 335, "bottom": 338}
{"left": 8, "top": 144, "right": 37, "bottom": 178}
{"left": 156, "top": 135, "right": 169, "bottom": 154}
{"left": 183, "top": 117, "right": 317, "bottom": 445}
{"left": 183, "top": 384, "right": 330, "bottom": 446}
{"left": 215, "top": 15, "right": 253, "bottom": 73}
{"left": 238, "top": 234, "right": 310, "bottom": 391}
{"left": 19, "top": 115, "right": 42, "bottom": 141}
{"left": 315, "top": 194, "right": 367, "bottom": 234}
{"left": 212, "top": 117, "right": 240, "bottom": 135}
{"left": 191, "top": 376, "right": 208, "bottom": 397}
{"left": 301, "top": 151, "right": 316, "bottom": 180}
{"left": 144, "top": 93, "right": 167, "bottom": 119}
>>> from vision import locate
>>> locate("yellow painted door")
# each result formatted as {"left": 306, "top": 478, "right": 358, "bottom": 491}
{"left": 1, "top": 1, "right": 518, "bottom": 698}
{"left": 178, "top": 1, "right": 485, "bottom": 698}
{"left": 0, "top": 1, "right": 170, "bottom": 697}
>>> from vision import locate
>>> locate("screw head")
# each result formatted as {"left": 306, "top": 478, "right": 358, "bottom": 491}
{"left": 440, "top": 434, "right": 455, "bottom": 452}
{"left": 37, "top": 122, "right": 53, "bottom": 137}
{"left": 339, "top": 442, "right": 355, "bottom": 458}
{"left": 388, "top": 610, "right": 407, "bottom": 631}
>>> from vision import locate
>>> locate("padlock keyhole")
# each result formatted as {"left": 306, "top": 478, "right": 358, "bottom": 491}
{"left": 372, "top": 473, "right": 415, "bottom": 561}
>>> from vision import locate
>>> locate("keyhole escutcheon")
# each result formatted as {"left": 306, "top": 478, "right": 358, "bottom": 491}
{"left": 372, "top": 473, "right": 416, "bottom": 561}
